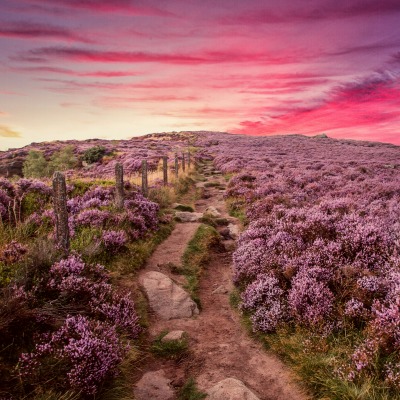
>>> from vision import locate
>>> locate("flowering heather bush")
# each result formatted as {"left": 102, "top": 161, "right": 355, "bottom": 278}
{"left": 48, "top": 255, "right": 141, "bottom": 336}
{"left": 199, "top": 132, "right": 400, "bottom": 389}
{"left": 19, "top": 315, "right": 126, "bottom": 395}
{"left": 0, "top": 240, "right": 27, "bottom": 265}
{"left": 101, "top": 230, "right": 128, "bottom": 253}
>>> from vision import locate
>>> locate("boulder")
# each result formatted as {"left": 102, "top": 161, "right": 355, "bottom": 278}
{"left": 227, "top": 223, "right": 240, "bottom": 240}
{"left": 141, "top": 271, "right": 199, "bottom": 319}
{"left": 207, "top": 378, "right": 260, "bottom": 400}
{"left": 161, "top": 330, "right": 186, "bottom": 342}
{"left": 134, "top": 370, "right": 174, "bottom": 400}
{"left": 175, "top": 211, "right": 203, "bottom": 222}
{"left": 205, "top": 206, "right": 221, "bottom": 218}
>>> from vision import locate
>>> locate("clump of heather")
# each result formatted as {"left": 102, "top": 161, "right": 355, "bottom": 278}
{"left": 19, "top": 315, "right": 126, "bottom": 395}
{"left": 208, "top": 131, "right": 400, "bottom": 391}
{"left": 0, "top": 240, "right": 27, "bottom": 265}
{"left": 101, "top": 230, "right": 128, "bottom": 253}
{"left": 3, "top": 254, "right": 142, "bottom": 396}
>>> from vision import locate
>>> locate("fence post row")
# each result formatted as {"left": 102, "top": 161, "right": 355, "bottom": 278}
{"left": 182, "top": 152, "right": 186, "bottom": 172}
{"left": 115, "top": 162, "right": 124, "bottom": 209}
{"left": 53, "top": 171, "right": 70, "bottom": 254}
{"left": 163, "top": 156, "right": 168, "bottom": 186}
{"left": 142, "top": 159, "right": 148, "bottom": 196}
{"left": 175, "top": 154, "right": 179, "bottom": 178}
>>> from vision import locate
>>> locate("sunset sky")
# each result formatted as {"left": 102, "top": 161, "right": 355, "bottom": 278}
{"left": 1, "top": 0, "right": 400, "bottom": 150}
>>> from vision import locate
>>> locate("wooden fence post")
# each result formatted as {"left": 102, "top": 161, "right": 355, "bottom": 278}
{"left": 53, "top": 171, "right": 69, "bottom": 254}
{"left": 115, "top": 162, "right": 124, "bottom": 209}
{"left": 175, "top": 154, "right": 179, "bottom": 178}
{"left": 187, "top": 152, "right": 191, "bottom": 169}
{"left": 182, "top": 152, "right": 186, "bottom": 172}
{"left": 142, "top": 159, "right": 148, "bottom": 196}
{"left": 163, "top": 156, "right": 168, "bottom": 186}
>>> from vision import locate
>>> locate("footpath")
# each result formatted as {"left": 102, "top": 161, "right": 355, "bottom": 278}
{"left": 133, "top": 162, "right": 309, "bottom": 400}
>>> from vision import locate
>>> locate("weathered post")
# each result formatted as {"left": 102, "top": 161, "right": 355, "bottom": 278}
{"left": 53, "top": 171, "right": 69, "bottom": 254}
{"left": 142, "top": 159, "right": 148, "bottom": 196}
{"left": 163, "top": 156, "right": 168, "bottom": 186}
{"left": 187, "top": 152, "right": 191, "bottom": 169}
{"left": 115, "top": 162, "right": 124, "bottom": 209}
{"left": 175, "top": 154, "right": 179, "bottom": 178}
{"left": 182, "top": 152, "right": 186, "bottom": 172}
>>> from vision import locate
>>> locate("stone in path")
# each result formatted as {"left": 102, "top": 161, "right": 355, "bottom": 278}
{"left": 228, "top": 223, "right": 240, "bottom": 239}
{"left": 205, "top": 206, "right": 221, "bottom": 218}
{"left": 134, "top": 370, "right": 174, "bottom": 400}
{"left": 175, "top": 211, "right": 203, "bottom": 222}
{"left": 161, "top": 330, "right": 186, "bottom": 342}
{"left": 207, "top": 378, "right": 260, "bottom": 400}
{"left": 141, "top": 271, "right": 199, "bottom": 319}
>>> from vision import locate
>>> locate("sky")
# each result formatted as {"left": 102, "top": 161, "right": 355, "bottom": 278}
{"left": 1, "top": 0, "right": 400, "bottom": 150}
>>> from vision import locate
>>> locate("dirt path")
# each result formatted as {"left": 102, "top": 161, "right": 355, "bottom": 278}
{"left": 135, "top": 165, "right": 309, "bottom": 400}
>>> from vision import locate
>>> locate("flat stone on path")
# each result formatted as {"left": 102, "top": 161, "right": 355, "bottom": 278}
{"left": 141, "top": 271, "right": 199, "bottom": 319}
{"left": 175, "top": 211, "right": 203, "bottom": 222}
{"left": 134, "top": 370, "right": 174, "bottom": 400}
{"left": 161, "top": 330, "right": 186, "bottom": 342}
{"left": 205, "top": 206, "right": 221, "bottom": 218}
{"left": 207, "top": 378, "right": 260, "bottom": 400}
{"left": 228, "top": 223, "right": 240, "bottom": 239}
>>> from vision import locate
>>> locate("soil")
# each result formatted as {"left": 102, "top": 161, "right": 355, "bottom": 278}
{"left": 134, "top": 166, "right": 310, "bottom": 400}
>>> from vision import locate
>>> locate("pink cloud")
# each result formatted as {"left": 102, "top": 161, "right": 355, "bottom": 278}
{"left": 15, "top": 46, "right": 302, "bottom": 65}
{"left": 231, "top": 73, "right": 400, "bottom": 144}
{"left": 0, "top": 21, "right": 90, "bottom": 42}
{"left": 17, "top": 0, "right": 174, "bottom": 16}
{"left": 13, "top": 66, "right": 141, "bottom": 78}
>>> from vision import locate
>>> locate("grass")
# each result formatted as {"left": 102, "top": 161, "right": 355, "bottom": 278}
{"left": 174, "top": 204, "right": 195, "bottom": 212}
{"left": 225, "top": 197, "right": 247, "bottom": 226}
{"left": 98, "top": 346, "right": 142, "bottom": 400}
{"left": 181, "top": 224, "right": 220, "bottom": 308}
{"left": 150, "top": 331, "right": 189, "bottom": 360}
{"left": 109, "top": 221, "right": 174, "bottom": 274}
{"left": 178, "top": 378, "right": 207, "bottom": 400}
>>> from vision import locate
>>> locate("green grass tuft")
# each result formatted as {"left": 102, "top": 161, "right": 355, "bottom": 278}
{"left": 178, "top": 378, "right": 207, "bottom": 400}
{"left": 150, "top": 331, "right": 189, "bottom": 360}
{"left": 181, "top": 224, "right": 220, "bottom": 307}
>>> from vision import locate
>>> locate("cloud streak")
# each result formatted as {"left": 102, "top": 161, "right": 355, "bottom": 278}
{"left": 14, "top": 46, "right": 302, "bottom": 65}
{"left": 0, "top": 21, "right": 90, "bottom": 42}
{"left": 0, "top": 125, "right": 21, "bottom": 138}
{"left": 17, "top": 0, "right": 174, "bottom": 16}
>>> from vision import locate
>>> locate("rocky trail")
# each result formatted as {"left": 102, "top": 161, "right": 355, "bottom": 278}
{"left": 133, "top": 163, "right": 309, "bottom": 400}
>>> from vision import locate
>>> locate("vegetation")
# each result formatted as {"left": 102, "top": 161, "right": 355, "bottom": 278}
{"left": 22, "top": 146, "right": 78, "bottom": 178}
{"left": 181, "top": 224, "right": 220, "bottom": 307}
{"left": 150, "top": 331, "right": 189, "bottom": 360}
{"left": 178, "top": 378, "right": 207, "bottom": 400}
{"left": 82, "top": 145, "right": 106, "bottom": 164}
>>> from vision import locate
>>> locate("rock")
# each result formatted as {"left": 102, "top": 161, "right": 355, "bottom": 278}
{"left": 207, "top": 378, "right": 260, "bottom": 400}
{"left": 140, "top": 271, "right": 199, "bottom": 319}
{"left": 161, "top": 330, "right": 186, "bottom": 342}
{"left": 175, "top": 211, "right": 203, "bottom": 222}
{"left": 205, "top": 206, "right": 221, "bottom": 218}
{"left": 212, "top": 285, "right": 228, "bottom": 294}
{"left": 134, "top": 370, "right": 174, "bottom": 400}
{"left": 227, "top": 223, "right": 240, "bottom": 240}
{"left": 222, "top": 240, "right": 236, "bottom": 252}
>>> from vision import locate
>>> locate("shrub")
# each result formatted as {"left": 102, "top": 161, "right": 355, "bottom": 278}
{"left": 82, "top": 146, "right": 106, "bottom": 164}
{"left": 22, "top": 150, "right": 48, "bottom": 178}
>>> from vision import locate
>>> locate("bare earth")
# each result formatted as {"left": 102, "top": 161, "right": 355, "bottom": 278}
{"left": 135, "top": 168, "right": 309, "bottom": 400}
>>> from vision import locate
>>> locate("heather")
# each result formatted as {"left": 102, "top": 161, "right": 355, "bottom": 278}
{"left": 0, "top": 132, "right": 199, "bottom": 398}
{"left": 195, "top": 132, "right": 400, "bottom": 397}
